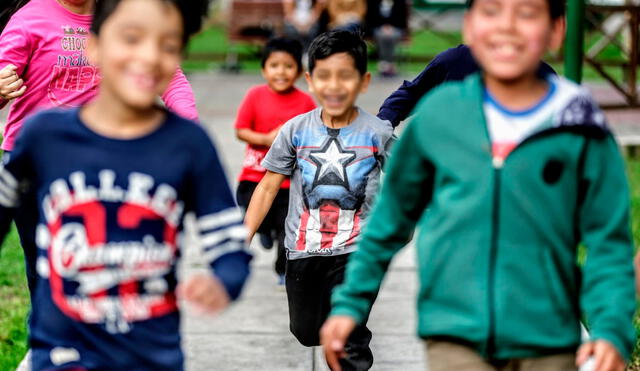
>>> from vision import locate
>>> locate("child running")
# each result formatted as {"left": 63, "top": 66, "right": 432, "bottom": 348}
{"left": 0, "top": 0, "right": 250, "bottom": 369}
{"left": 245, "top": 30, "right": 393, "bottom": 370}
{"left": 0, "top": 0, "right": 198, "bottom": 296}
{"left": 322, "top": 1, "right": 636, "bottom": 371}
{"left": 235, "top": 37, "right": 315, "bottom": 285}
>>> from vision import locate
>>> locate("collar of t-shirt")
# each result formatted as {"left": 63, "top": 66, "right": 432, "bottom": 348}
{"left": 483, "top": 78, "right": 557, "bottom": 161}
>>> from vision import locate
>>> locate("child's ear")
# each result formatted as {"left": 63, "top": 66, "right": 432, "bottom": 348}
{"left": 548, "top": 16, "right": 566, "bottom": 52}
{"left": 304, "top": 71, "right": 314, "bottom": 94}
{"left": 86, "top": 34, "right": 99, "bottom": 68}
{"left": 360, "top": 72, "right": 371, "bottom": 93}
{"left": 462, "top": 12, "right": 473, "bottom": 46}
{"left": 260, "top": 67, "right": 267, "bottom": 81}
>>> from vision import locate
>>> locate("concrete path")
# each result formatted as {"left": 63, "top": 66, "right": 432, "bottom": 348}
{"left": 5, "top": 71, "right": 639, "bottom": 371}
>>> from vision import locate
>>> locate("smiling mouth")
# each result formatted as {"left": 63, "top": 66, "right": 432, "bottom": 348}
{"left": 323, "top": 95, "right": 346, "bottom": 107}
{"left": 130, "top": 73, "right": 158, "bottom": 90}
{"left": 490, "top": 43, "right": 520, "bottom": 59}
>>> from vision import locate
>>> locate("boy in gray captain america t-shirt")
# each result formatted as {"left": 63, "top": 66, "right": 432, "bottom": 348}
{"left": 244, "top": 30, "right": 393, "bottom": 370}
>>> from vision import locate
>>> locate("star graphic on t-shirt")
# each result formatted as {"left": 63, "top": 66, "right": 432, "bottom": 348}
{"left": 309, "top": 138, "right": 356, "bottom": 189}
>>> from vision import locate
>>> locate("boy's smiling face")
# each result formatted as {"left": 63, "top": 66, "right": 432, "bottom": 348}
{"left": 463, "top": 0, "right": 564, "bottom": 83}
{"left": 87, "top": 0, "right": 183, "bottom": 110}
{"left": 305, "top": 52, "right": 370, "bottom": 124}
{"left": 262, "top": 51, "right": 300, "bottom": 93}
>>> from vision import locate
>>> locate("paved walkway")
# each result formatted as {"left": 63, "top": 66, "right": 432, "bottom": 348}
{"left": 6, "top": 71, "right": 639, "bottom": 371}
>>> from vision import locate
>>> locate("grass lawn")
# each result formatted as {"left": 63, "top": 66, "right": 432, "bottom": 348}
{"left": 0, "top": 226, "right": 29, "bottom": 370}
{"left": 182, "top": 25, "right": 639, "bottom": 82}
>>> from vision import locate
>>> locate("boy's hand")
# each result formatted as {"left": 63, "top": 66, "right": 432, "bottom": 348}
{"left": 576, "top": 340, "right": 625, "bottom": 371}
{"left": 320, "top": 315, "right": 357, "bottom": 371}
{"left": 0, "top": 64, "right": 26, "bottom": 100}
{"left": 179, "top": 273, "right": 230, "bottom": 315}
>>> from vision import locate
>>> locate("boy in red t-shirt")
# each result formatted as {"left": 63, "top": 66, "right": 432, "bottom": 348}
{"left": 235, "top": 37, "right": 316, "bottom": 284}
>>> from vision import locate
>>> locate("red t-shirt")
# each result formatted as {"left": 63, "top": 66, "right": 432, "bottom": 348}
{"left": 235, "top": 84, "right": 316, "bottom": 188}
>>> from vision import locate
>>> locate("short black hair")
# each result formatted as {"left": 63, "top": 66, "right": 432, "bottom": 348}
{"left": 261, "top": 37, "right": 304, "bottom": 72}
{"left": 307, "top": 30, "right": 367, "bottom": 75}
{"left": 466, "top": 0, "right": 565, "bottom": 19}
{"left": 91, "top": 0, "right": 209, "bottom": 47}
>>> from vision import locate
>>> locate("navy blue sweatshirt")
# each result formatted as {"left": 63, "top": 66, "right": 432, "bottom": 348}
{"left": 377, "top": 44, "right": 557, "bottom": 127}
{"left": 0, "top": 108, "right": 251, "bottom": 370}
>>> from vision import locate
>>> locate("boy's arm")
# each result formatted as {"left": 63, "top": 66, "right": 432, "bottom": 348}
{"left": 188, "top": 134, "right": 251, "bottom": 303}
{"left": 245, "top": 119, "right": 297, "bottom": 242}
{"left": 0, "top": 116, "right": 36, "bottom": 250}
{"left": 322, "top": 116, "right": 434, "bottom": 369}
{"left": 236, "top": 127, "right": 280, "bottom": 147}
{"left": 578, "top": 134, "right": 636, "bottom": 361}
{"left": 0, "top": 164, "right": 19, "bottom": 250}
{"left": 160, "top": 67, "right": 199, "bottom": 121}
{"left": 0, "top": 17, "right": 32, "bottom": 106}
{"left": 377, "top": 55, "right": 446, "bottom": 127}
{"left": 331, "top": 116, "right": 434, "bottom": 323}
{"left": 244, "top": 171, "right": 287, "bottom": 242}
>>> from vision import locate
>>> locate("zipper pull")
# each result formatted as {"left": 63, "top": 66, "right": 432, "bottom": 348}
{"left": 492, "top": 157, "right": 504, "bottom": 169}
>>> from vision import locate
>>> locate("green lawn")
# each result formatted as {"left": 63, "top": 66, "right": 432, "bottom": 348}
{"left": 0, "top": 226, "right": 29, "bottom": 370}
{"left": 182, "top": 25, "right": 639, "bottom": 81}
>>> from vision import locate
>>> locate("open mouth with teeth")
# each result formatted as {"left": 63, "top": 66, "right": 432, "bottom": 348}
{"left": 322, "top": 95, "right": 347, "bottom": 108}
{"left": 490, "top": 42, "right": 521, "bottom": 60}
{"left": 129, "top": 73, "right": 159, "bottom": 91}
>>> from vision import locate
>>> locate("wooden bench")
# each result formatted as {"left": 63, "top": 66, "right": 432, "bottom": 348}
{"left": 224, "top": 0, "right": 286, "bottom": 70}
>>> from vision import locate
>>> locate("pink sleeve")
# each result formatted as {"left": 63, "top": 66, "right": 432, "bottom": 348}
{"left": 0, "top": 17, "right": 31, "bottom": 110}
{"left": 161, "top": 67, "right": 199, "bottom": 121}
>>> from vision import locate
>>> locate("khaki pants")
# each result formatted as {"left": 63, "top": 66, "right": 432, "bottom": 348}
{"left": 426, "top": 340, "right": 578, "bottom": 371}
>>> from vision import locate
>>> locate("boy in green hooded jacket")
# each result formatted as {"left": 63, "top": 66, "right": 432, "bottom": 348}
{"left": 320, "top": 1, "right": 636, "bottom": 370}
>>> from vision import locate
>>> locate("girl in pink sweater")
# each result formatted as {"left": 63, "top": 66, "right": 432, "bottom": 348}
{"left": 0, "top": 0, "right": 199, "bottom": 296}
{"left": 0, "top": 0, "right": 198, "bottom": 151}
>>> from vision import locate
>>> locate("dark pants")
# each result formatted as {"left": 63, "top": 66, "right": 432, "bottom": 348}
{"left": 236, "top": 180, "right": 288, "bottom": 276}
{"left": 286, "top": 254, "right": 374, "bottom": 371}
{"left": 3, "top": 151, "right": 38, "bottom": 298}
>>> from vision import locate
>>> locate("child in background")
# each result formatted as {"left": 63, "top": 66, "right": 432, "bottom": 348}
{"left": 245, "top": 30, "right": 393, "bottom": 370}
{"left": 283, "top": 0, "right": 326, "bottom": 52}
{"left": 235, "top": 37, "right": 315, "bottom": 284}
{"left": 0, "top": 0, "right": 250, "bottom": 369}
{"left": 322, "top": 1, "right": 635, "bottom": 371}
{"left": 327, "top": 0, "right": 366, "bottom": 32}
{"left": 0, "top": 0, "right": 199, "bottom": 297}
{"left": 376, "top": 44, "right": 555, "bottom": 127}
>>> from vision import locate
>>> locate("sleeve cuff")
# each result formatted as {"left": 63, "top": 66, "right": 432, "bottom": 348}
{"left": 261, "top": 160, "right": 293, "bottom": 176}
{"left": 329, "top": 305, "right": 366, "bottom": 325}
{"left": 210, "top": 250, "right": 253, "bottom": 300}
{"left": 589, "top": 330, "right": 633, "bottom": 361}
{"left": 377, "top": 109, "right": 400, "bottom": 128}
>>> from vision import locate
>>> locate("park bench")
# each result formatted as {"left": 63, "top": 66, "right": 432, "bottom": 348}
{"left": 224, "top": 0, "right": 286, "bottom": 70}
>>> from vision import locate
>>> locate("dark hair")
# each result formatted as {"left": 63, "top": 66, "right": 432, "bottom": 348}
{"left": 261, "top": 37, "right": 303, "bottom": 72}
{"left": 0, "top": 0, "right": 29, "bottom": 33}
{"left": 466, "top": 0, "right": 565, "bottom": 19}
{"left": 91, "top": 0, "right": 209, "bottom": 46}
{"left": 307, "top": 30, "right": 367, "bottom": 75}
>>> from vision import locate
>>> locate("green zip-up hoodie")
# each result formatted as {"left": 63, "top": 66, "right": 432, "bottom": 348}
{"left": 331, "top": 74, "right": 636, "bottom": 360}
